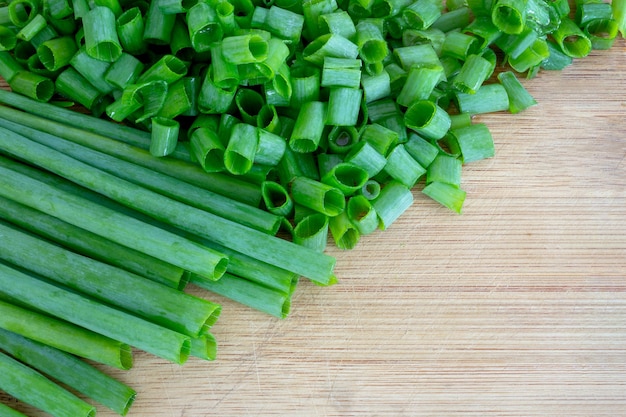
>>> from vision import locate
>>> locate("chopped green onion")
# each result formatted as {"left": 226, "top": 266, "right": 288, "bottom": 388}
{"left": 54, "top": 67, "right": 104, "bottom": 112}
{"left": 7, "top": 0, "right": 39, "bottom": 28}
{"left": 396, "top": 63, "right": 444, "bottom": 107}
{"left": 221, "top": 33, "right": 269, "bottom": 64}
{"left": 293, "top": 212, "right": 329, "bottom": 252}
{"left": 261, "top": 180, "right": 294, "bottom": 217}
{"left": 0, "top": 50, "right": 23, "bottom": 82}
{"left": 83, "top": 6, "right": 122, "bottom": 62}
{"left": 326, "top": 87, "right": 363, "bottom": 126}
{"left": 383, "top": 144, "right": 427, "bottom": 188}
{"left": 15, "top": 13, "right": 45, "bottom": 42}
{"left": 404, "top": 99, "right": 451, "bottom": 140}
{"left": 37, "top": 35, "right": 77, "bottom": 71}
{"left": 497, "top": 70, "right": 537, "bottom": 113}
{"left": 613, "top": 0, "right": 626, "bottom": 37}
{"left": 355, "top": 18, "right": 389, "bottom": 64}
{"left": 116, "top": 7, "right": 147, "bottom": 54}
{"left": 318, "top": 9, "right": 357, "bottom": 39}
{"left": 346, "top": 194, "right": 379, "bottom": 235}
{"left": 552, "top": 16, "right": 592, "bottom": 58}
{"left": 104, "top": 52, "right": 144, "bottom": 90}
{"left": 491, "top": 0, "right": 528, "bottom": 34}
{"left": 371, "top": 180, "right": 413, "bottom": 230}
{"left": 289, "top": 64, "right": 321, "bottom": 107}
{"left": 7, "top": 70, "right": 54, "bottom": 102}
{"left": 186, "top": 1, "right": 222, "bottom": 53}
{"left": 290, "top": 176, "right": 346, "bottom": 217}
{"left": 251, "top": 5, "right": 305, "bottom": 41}
{"left": 290, "top": 100, "right": 326, "bottom": 152}
{"left": 359, "top": 122, "right": 399, "bottom": 156}
{"left": 150, "top": 117, "right": 179, "bottom": 157}
{"left": 422, "top": 181, "right": 466, "bottom": 213}
{"left": 454, "top": 83, "right": 510, "bottom": 115}
{"left": 329, "top": 211, "right": 360, "bottom": 250}
{"left": 449, "top": 123, "right": 495, "bottom": 163}
{"left": 143, "top": 0, "right": 176, "bottom": 45}
{"left": 452, "top": 53, "right": 492, "bottom": 94}
{"left": 402, "top": 0, "right": 443, "bottom": 30}
{"left": 426, "top": 154, "right": 462, "bottom": 186}
{"left": 190, "top": 126, "right": 225, "bottom": 172}
{"left": 224, "top": 122, "right": 258, "bottom": 175}
{"left": 302, "top": 33, "right": 359, "bottom": 66}
{"left": 358, "top": 179, "right": 381, "bottom": 200}
{"left": 70, "top": 47, "right": 114, "bottom": 94}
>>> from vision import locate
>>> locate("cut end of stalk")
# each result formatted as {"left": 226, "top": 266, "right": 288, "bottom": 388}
{"left": 88, "top": 42, "right": 123, "bottom": 63}
{"left": 119, "top": 344, "right": 134, "bottom": 370}
{"left": 322, "top": 188, "right": 346, "bottom": 217}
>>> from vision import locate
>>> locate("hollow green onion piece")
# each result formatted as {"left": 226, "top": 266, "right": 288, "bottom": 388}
{"left": 355, "top": 18, "right": 388, "bottom": 64}
{"left": 137, "top": 54, "right": 187, "bottom": 84}
{"left": 0, "top": 96, "right": 261, "bottom": 205}
{"left": 186, "top": 1, "right": 222, "bottom": 53}
{"left": 0, "top": 51, "right": 23, "bottom": 82}
{"left": 198, "top": 66, "right": 237, "bottom": 114}
{"left": 495, "top": 26, "right": 540, "bottom": 60}
{"left": 230, "top": 0, "right": 255, "bottom": 27}
{"left": 149, "top": 117, "right": 179, "bottom": 157}
{"left": 143, "top": 0, "right": 176, "bottom": 44}
{"left": 402, "top": 0, "right": 442, "bottom": 30}
{"left": 302, "top": 33, "right": 359, "bottom": 66}
{"left": 70, "top": 47, "right": 114, "bottom": 94}
{"left": 28, "top": 23, "right": 57, "bottom": 49}
{"left": 404, "top": 99, "right": 451, "bottom": 141}
{"left": 452, "top": 53, "right": 492, "bottom": 94}
{"left": 37, "top": 35, "right": 77, "bottom": 71}
{"left": 104, "top": 52, "right": 144, "bottom": 90}
{"left": 404, "top": 132, "right": 439, "bottom": 168}
{"left": 426, "top": 154, "right": 462, "bottom": 186}
{"left": 0, "top": 148, "right": 228, "bottom": 280}
{"left": 359, "top": 122, "right": 398, "bottom": 156}
{"left": 82, "top": 6, "right": 122, "bottom": 62}
{"left": 344, "top": 141, "right": 386, "bottom": 178}
{"left": 235, "top": 87, "right": 265, "bottom": 125}
{"left": 192, "top": 272, "right": 292, "bottom": 318}
{"left": 584, "top": 18, "right": 618, "bottom": 50}
{"left": 257, "top": 103, "right": 281, "bottom": 132}
{"left": 346, "top": 194, "right": 378, "bottom": 235}
{"left": 576, "top": 2, "right": 612, "bottom": 27}
{"left": 361, "top": 70, "right": 391, "bottom": 102}
{"left": 454, "top": 83, "right": 510, "bottom": 115}
{"left": 264, "top": 62, "right": 292, "bottom": 105}
{"left": 289, "top": 64, "right": 321, "bottom": 107}
{"left": 261, "top": 180, "right": 294, "bottom": 217}
{"left": 370, "top": 0, "right": 412, "bottom": 17}
{"left": 0, "top": 221, "right": 220, "bottom": 337}
{"left": 293, "top": 212, "right": 329, "bottom": 252}
{"left": 541, "top": 40, "right": 573, "bottom": 70}
{"left": 393, "top": 43, "right": 439, "bottom": 71}
{"left": 431, "top": 5, "right": 471, "bottom": 32}
{"left": 92, "top": 0, "right": 123, "bottom": 17}
{"left": 0, "top": 402, "right": 26, "bottom": 417}
{"left": 221, "top": 33, "right": 269, "bottom": 64}
{"left": 383, "top": 144, "right": 426, "bottom": 188}
{"left": 214, "top": 1, "right": 237, "bottom": 36}
{"left": 326, "top": 87, "right": 363, "bottom": 126}
{"left": 251, "top": 5, "right": 305, "bottom": 41}
{"left": 157, "top": 0, "right": 185, "bottom": 14}
{"left": 329, "top": 211, "right": 360, "bottom": 250}
{"left": 442, "top": 31, "right": 481, "bottom": 61}
{"left": 210, "top": 42, "right": 239, "bottom": 89}
{"left": 15, "top": 13, "right": 44, "bottom": 42}
{"left": 318, "top": 10, "right": 357, "bottom": 39}
{"left": 422, "top": 181, "right": 466, "bottom": 213}
{"left": 552, "top": 16, "right": 592, "bottom": 58}
{"left": 0, "top": 195, "right": 186, "bottom": 289}
{"left": 507, "top": 37, "right": 549, "bottom": 73}
{"left": 497, "top": 70, "right": 537, "bottom": 113}
{"left": 0, "top": 116, "right": 279, "bottom": 235}
{"left": 321, "top": 161, "right": 369, "bottom": 196}
{"left": 290, "top": 176, "right": 346, "bottom": 217}
{"left": 449, "top": 113, "right": 473, "bottom": 131}
{"left": 321, "top": 57, "right": 362, "bottom": 88}
{"left": 7, "top": 70, "right": 54, "bottom": 102}
{"left": 614, "top": 0, "right": 626, "bottom": 37}
{"left": 327, "top": 125, "right": 359, "bottom": 154}
{"left": 0, "top": 262, "right": 192, "bottom": 364}
{"left": 371, "top": 180, "right": 413, "bottom": 230}
{"left": 396, "top": 63, "right": 444, "bottom": 107}
{"left": 290, "top": 100, "right": 326, "bottom": 153}
{"left": 49, "top": 14, "right": 77, "bottom": 37}
{"left": 8, "top": 0, "right": 39, "bottom": 28}
{"left": 0, "top": 350, "right": 96, "bottom": 417}
{"left": 449, "top": 123, "right": 495, "bottom": 163}
{"left": 12, "top": 41, "right": 35, "bottom": 64}
{"left": 491, "top": 0, "right": 528, "bottom": 34}
{"left": 302, "top": 0, "right": 338, "bottom": 40}
{"left": 116, "top": 7, "right": 147, "bottom": 54}
{"left": 348, "top": 0, "right": 374, "bottom": 18}
{"left": 0, "top": 297, "right": 132, "bottom": 369}
{"left": 55, "top": 67, "right": 103, "bottom": 111}
{"left": 224, "top": 122, "right": 258, "bottom": 175}
{"left": 0, "top": 328, "right": 136, "bottom": 416}
{"left": 463, "top": 16, "right": 502, "bottom": 49}
{"left": 190, "top": 126, "right": 225, "bottom": 172}
{"left": 256, "top": 128, "right": 287, "bottom": 166}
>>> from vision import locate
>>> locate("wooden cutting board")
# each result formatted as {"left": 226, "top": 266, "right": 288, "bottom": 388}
{"left": 2, "top": 38, "right": 625, "bottom": 416}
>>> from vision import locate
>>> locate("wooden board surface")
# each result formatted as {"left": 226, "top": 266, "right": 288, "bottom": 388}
{"left": 2, "top": 39, "right": 625, "bottom": 416}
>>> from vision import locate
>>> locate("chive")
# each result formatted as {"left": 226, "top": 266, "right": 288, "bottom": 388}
{"left": 0, "top": 115, "right": 279, "bottom": 235}
{"left": 0, "top": 328, "right": 136, "bottom": 415}
{"left": 0, "top": 98, "right": 261, "bottom": 205}
{"left": 0, "top": 146, "right": 228, "bottom": 280}
{"left": 193, "top": 272, "right": 292, "bottom": 318}
{"left": 497, "top": 70, "right": 537, "bottom": 113}
{"left": 0, "top": 220, "right": 220, "bottom": 337}
{"left": 0, "top": 298, "right": 132, "bottom": 369}
{"left": 422, "top": 181, "right": 466, "bottom": 213}
{"left": 0, "top": 194, "right": 186, "bottom": 289}
{"left": 0, "top": 350, "right": 96, "bottom": 417}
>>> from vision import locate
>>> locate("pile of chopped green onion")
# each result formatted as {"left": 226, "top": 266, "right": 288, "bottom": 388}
{"left": 0, "top": 0, "right": 623, "bottom": 414}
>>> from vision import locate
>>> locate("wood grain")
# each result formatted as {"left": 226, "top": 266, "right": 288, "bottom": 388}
{"left": 1, "top": 39, "right": 625, "bottom": 416}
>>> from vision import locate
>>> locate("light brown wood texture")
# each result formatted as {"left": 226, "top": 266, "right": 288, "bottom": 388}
{"left": 2, "top": 38, "right": 625, "bottom": 416}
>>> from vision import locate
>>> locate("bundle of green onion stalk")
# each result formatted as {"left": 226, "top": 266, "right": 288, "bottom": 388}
{"left": 0, "top": 0, "right": 623, "bottom": 414}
